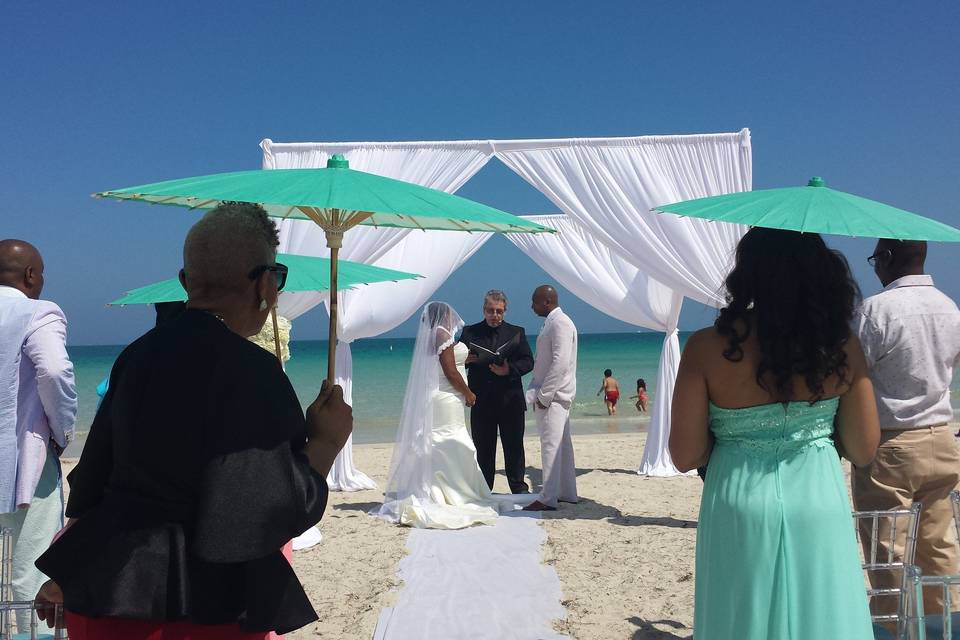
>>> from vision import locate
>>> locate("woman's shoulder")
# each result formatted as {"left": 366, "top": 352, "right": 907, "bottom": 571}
{"left": 683, "top": 326, "right": 726, "bottom": 356}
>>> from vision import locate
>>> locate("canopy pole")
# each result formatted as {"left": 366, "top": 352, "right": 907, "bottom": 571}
{"left": 271, "top": 307, "right": 282, "bottom": 362}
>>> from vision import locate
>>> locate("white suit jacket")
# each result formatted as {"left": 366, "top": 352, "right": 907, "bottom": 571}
{"left": 0, "top": 286, "right": 76, "bottom": 512}
{"left": 528, "top": 307, "right": 578, "bottom": 409}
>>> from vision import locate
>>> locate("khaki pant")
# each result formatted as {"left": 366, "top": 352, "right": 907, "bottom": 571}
{"left": 852, "top": 425, "right": 960, "bottom": 617}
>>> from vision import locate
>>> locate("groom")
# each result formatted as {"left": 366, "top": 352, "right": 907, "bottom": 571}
{"left": 524, "top": 285, "right": 579, "bottom": 512}
{"left": 461, "top": 289, "right": 534, "bottom": 494}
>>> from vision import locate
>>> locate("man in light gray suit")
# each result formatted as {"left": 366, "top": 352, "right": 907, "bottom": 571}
{"left": 0, "top": 240, "right": 75, "bottom": 631}
{"left": 524, "top": 285, "right": 579, "bottom": 511}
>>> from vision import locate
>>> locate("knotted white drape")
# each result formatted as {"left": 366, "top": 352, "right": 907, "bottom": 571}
{"left": 262, "top": 139, "right": 494, "bottom": 490}
{"left": 493, "top": 132, "right": 751, "bottom": 475}
{"left": 506, "top": 215, "right": 689, "bottom": 476}
{"left": 492, "top": 131, "right": 751, "bottom": 307}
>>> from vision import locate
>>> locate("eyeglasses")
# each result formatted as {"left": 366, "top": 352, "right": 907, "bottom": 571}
{"left": 866, "top": 250, "right": 890, "bottom": 267}
{"left": 248, "top": 262, "right": 288, "bottom": 291}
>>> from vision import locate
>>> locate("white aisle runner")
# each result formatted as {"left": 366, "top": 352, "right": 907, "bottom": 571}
{"left": 373, "top": 513, "right": 567, "bottom": 640}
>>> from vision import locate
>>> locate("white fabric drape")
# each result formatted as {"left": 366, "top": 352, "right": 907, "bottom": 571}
{"left": 493, "top": 130, "right": 752, "bottom": 307}
{"left": 262, "top": 139, "right": 495, "bottom": 491}
{"left": 262, "top": 131, "right": 753, "bottom": 481}
{"left": 507, "top": 215, "right": 688, "bottom": 476}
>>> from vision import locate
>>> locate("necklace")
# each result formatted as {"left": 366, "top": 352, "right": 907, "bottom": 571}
{"left": 197, "top": 308, "right": 226, "bottom": 324}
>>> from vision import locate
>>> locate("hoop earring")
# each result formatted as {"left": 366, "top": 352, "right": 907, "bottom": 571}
{"left": 259, "top": 299, "right": 268, "bottom": 311}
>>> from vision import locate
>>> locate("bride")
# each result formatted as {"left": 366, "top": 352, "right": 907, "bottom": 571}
{"left": 375, "top": 301, "right": 514, "bottom": 529}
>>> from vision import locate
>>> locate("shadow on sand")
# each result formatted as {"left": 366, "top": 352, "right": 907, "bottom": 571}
{"left": 628, "top": 617, "right": 693, "bottom": 639}
{"left": 334, "top": 501, "right": 382, "bottom": 514}
{"left": 521, "top": 466, "right": 697, "bottom": 528}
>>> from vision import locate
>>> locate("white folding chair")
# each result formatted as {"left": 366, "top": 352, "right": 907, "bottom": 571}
{"left": 853, "top": 503, "right": 923, "bottom": 639}
{"left": 1, "top": 528, "right": 67, "bottom": 640}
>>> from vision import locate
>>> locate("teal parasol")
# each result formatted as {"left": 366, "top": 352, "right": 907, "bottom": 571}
{"left": 108, "top": 253, "right": 421, "bottom": 305}
{"left": 96, "top": 155, "right": 551, "bottom": 381}
{"left": 653, "top": 177, "right": 960, "bottom": 242}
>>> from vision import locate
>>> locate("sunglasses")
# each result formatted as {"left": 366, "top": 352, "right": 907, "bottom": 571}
{"left": 866, "top": 250, "right": 891, "bottom": 267}
{"left": 248, "top": 262, "right": 288, "bottom": 291}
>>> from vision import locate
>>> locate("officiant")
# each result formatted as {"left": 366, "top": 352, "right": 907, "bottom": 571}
{"left": 460, "top": 290, "right": 534, "bottom": 494}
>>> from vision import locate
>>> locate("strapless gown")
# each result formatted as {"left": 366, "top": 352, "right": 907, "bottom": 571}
{"left": 694, "top": 398, "right": 873, "bottom": 639}
{"left": 394, "top": 342, "right": 512, "bottom": 529}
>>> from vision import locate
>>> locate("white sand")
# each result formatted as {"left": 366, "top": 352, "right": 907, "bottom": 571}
{"left": 62, "top": 423, "right": 959, "bottom": 639}
{"left": 283, "top": 432, "right": 702, "bottom": 639}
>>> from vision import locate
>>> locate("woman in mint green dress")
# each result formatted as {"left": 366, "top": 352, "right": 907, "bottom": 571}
{"left": 670, "top": 228, "right": 881, "bottom": 640}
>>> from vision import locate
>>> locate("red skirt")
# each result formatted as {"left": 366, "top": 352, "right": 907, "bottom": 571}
{"left": 65, "top": 612, "right": 271, "bottom": 640}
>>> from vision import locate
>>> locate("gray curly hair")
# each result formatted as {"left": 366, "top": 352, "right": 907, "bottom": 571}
{"left": 484, "top": 289, "right": 508, "bottom": 307}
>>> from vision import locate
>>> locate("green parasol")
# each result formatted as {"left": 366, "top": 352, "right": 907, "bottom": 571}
{"left": 96, "top": 155, "right": 552, "bottom": 381}
{"left": 653, "top": 177, "right": 960, "bottom": 242}
{"left": 108, "top": 253, "right": 421, "bottom": 305}
{"left": 109, "top": 253, "right": 421, "bottom": 361}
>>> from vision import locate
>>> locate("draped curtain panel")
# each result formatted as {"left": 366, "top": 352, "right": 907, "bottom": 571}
{"left": 507, "top": 215, "right": 688, "bottom": 476}
{"left": 492, "top": 130, "right": 752, "bottom": 307}
{"left": 262, "top": 139, "right": 494, "bottom": 491}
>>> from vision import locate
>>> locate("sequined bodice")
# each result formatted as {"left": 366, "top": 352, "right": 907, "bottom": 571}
{"left": 708, "top": 397, "right": 840, "bottom": 457}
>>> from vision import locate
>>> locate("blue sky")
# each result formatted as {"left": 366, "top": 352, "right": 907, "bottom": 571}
{"left": 2, "top": 2, "right": 958, "bottom": 345}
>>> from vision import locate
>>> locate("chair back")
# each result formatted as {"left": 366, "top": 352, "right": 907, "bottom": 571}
{"left": 905, "top": 565, "right": 960, "bottom": 640}
{"left": 1, "top": 528, "right": 67, "bottom": 639}
{"left": 853, "top": 503, "right": 922, "bottom": 638}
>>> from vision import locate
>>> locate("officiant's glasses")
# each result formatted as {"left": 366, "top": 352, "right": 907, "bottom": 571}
{"left": 249, "top": 262, "right": 288, "bottom": 291}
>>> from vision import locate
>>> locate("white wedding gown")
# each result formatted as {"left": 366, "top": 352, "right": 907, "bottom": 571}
{"left": 392, "top": 342, "right": 513, "bottom": 529}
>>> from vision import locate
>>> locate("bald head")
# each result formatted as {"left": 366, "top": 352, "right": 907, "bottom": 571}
{"left": 872, "top": 239, "right": 926, "bottom": 286}
{"left": 182, "top": 202, "right": 279, "bottom": 298}
{"left": 0, "top": 239, "right": 44, "bottom": 298}
{"left": 531, "top": 284, "right": 559, "bottom": 318}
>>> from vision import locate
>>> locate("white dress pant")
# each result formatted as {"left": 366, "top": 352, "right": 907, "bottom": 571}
{"left": 535, "top": 402, "right": 578, "bottom": 508}
{"left": 0, "top": 449, "right": 63, "bottom": 631}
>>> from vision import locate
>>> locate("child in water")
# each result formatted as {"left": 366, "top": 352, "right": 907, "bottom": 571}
{"left": 597, "top": 369, "right": 620, "bottom": 415}
{"left": 630, "top": 378, "right": 648, "bottom": 412}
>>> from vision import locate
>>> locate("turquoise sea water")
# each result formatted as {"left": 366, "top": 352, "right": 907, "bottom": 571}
{"left": 67, "top": 331, "right": 960, "bottom": 445}
{"left": 67, "top": 332, "right": 670, "bottom": 442}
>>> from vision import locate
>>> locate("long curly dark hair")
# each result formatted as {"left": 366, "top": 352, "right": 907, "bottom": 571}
{"left": 715, "top": 228, "right": 860, "bottom": 402}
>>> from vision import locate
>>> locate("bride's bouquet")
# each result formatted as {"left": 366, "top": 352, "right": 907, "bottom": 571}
{"left": 248, "top": 313, "right": 292, "bottom": 363}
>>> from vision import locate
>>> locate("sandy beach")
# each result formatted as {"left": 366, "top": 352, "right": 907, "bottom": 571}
{"left": 276, "top": 431, "right": 704, "bottom": 640}
{"left": 61, "top": 423, "right": 958, "bottom": 640}
{"left": 276, "top": 431, "right": 703, "bottom": 639}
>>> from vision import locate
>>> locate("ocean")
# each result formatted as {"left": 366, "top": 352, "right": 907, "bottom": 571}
{"left": 67, "top": 332, "right": 668, "bottom": 443}
{"left": 67, "top": 331, "right": 960, "bottom": 445}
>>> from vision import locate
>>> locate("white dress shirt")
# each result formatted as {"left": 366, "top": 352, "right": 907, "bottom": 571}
{"left": 855, "top": 275, "right": 960, "bottom": 430}
{"left": 527, "top": 307, "right": 578, "bottom": 409}
{"left": 0, "top": 285, "right": 77, "bottom": 511}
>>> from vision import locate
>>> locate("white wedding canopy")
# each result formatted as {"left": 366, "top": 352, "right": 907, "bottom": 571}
{"left": 261, "top": 131, "right": 751, "bottom": 483}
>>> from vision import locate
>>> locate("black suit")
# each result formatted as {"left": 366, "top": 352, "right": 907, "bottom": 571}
{"left": 459, "top": 320, "right": 534, "bottom": 493}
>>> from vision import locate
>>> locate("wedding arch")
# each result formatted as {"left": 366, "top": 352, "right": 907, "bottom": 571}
{"left": 262, "top": 130, "right": 751, "bottom": 488}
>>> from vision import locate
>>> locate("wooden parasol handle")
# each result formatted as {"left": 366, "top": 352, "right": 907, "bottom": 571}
{"left": 271, "top": 306, "right": 283, "bottom": 362}
{"left": 327, "top": 245, "right": 339, "bottom": 385}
